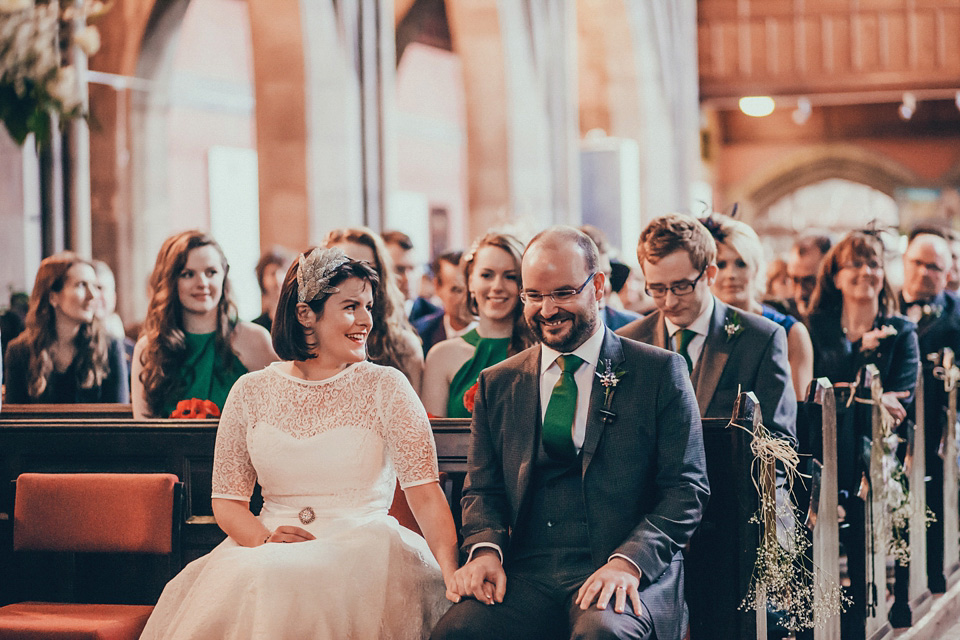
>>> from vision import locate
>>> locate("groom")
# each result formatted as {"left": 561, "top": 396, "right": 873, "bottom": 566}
{"left": 432, "top": 227, "right": 709, "bottom": 640}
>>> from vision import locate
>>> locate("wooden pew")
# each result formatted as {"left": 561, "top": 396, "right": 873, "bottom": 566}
{"left": 0, "top": 416, "right": 473, "bottom": 608}
{"left": 686, "top": 392, "right": 764, "bottom": 640}
{"left": 0, "top": 403, "right": 133, "bottom": 420}
{"left": 862, "top": 364, "right": 894, "bottom": 640}
{"left": 890, "top": 365, "right": 933, "bottom": 627}
{"left": 795, "top": 378, "right": 842, "bottom": 640}
{"left": 930, "top": 348, "right": 960, "bottom": 592}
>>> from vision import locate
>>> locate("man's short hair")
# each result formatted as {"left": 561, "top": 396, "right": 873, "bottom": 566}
{"left": 431, "top": 251, "right": 463, "bottom": 285}
{"left": 381, "top": 230, "right": 414, "bottom": 251}
{"left": 907, "top": 221, "right": 954, "bottom": 243}
{"left": 637, "top": 213, "right": 716, "bottom": 272}
{"left": 525, "top": 226, "right": 599, "bottom": 275}
{"left": 792, "top": 233, "right": 832, "bottom": 258}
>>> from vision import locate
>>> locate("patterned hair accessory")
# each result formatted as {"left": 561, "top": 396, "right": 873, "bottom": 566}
{"left": 297, "top": 247, "right": 350, "bottom": 303}
{"left": 700, "top": 215, "right": 728, "bottom": 244}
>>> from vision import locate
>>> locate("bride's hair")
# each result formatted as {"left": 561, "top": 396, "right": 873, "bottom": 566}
{"left": 272, "top": 254, "right": 380, "bottom": 361}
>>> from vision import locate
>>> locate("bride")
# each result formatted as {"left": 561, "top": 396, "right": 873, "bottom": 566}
{"left": 141, "top": 247, "right": 459, "bottom": 639}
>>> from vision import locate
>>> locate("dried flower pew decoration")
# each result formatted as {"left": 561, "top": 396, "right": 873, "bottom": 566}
{"left": 735, "top": 417, "right": 850, "bottom": 632}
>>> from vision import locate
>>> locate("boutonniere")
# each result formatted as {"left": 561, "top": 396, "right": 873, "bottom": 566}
{"left": 860, "top": 324, "right": 898, "bottom": 353}
{"left": 723, "top": 310, "right": 745, "bottom": 341}
{"left": 595, "top": 359, "right": 627, "bottom": 423}
{"left": 922, "top": 304, "right": 943, "bottom": 321}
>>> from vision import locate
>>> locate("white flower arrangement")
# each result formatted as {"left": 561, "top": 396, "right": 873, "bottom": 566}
{"left": 0, "top": 0, "right": 106, "bottom": 145}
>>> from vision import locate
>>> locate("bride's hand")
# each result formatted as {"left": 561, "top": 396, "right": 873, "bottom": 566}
{"left": 263, "top": 526, "right": 316, "bottom": 544}
{"left": 444, "top": 572, "right": 461, "bottom": 603}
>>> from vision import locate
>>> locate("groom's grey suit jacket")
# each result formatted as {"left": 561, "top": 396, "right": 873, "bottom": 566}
{"left": 460, "top": 328, "right": 709, "bottom": 639}
{"left": 617, "top": 297, "right": 797, "bottom": 444}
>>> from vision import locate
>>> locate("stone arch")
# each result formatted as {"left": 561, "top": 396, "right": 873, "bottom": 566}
{"left": 728, "top": 144, "right": 922, "bottom": 227}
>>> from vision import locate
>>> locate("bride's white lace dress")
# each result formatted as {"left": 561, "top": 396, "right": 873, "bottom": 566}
{"left": 140, "top": 361, "right": 450, "bottom": 639}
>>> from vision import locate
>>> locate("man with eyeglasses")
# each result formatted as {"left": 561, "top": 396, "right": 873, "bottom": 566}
{"left": 433, "top": 226, "right": 708, "bottom": 640}
{"left": 787, "top": 234, "right": 832, "bottom": 316}
{"left": 617, "top": 213, "right": 796, "bottom": 446}
{"left": 899, "top": 228, "right": 960, "bottom": 591}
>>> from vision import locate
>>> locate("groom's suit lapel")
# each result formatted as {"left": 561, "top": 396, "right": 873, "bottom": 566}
{"left": 582, "top": 329, "right": 624, "bottom": 474}
{"left": 510, "top": 348, "right": 543, "bottom": 510}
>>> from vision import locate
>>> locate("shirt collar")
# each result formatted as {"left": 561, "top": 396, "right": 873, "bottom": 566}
{"left": 664, "top": 294, "right": 715, "bottom": 338}
{"left": 540, "top": 322, "right": 606, "bottom": 375}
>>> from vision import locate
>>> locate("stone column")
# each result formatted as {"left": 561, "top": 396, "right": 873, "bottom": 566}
{"left": 0, "top": 130, "right": 43, "bottom": 301}
{"left": 66, "top": 0, "right": 93, "bottom": 257}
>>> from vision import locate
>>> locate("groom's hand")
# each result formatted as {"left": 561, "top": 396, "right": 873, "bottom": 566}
{"left": 451, "top": 549, "right": 506, "bottom": 605}
{"left": 575, "top": 557, "right": 642, "bottom": 615}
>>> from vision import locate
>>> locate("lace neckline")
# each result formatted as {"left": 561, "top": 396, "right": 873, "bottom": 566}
{"left": 268, "top": 360, "right": 366, "bottom": 386}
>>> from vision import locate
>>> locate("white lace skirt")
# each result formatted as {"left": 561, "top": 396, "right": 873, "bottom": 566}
{"left": 140, "top": 507, "right": 450, "bottom": 640}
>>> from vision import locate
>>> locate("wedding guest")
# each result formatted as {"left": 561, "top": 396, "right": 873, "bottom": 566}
{"left": 4, "top": 252, "right": 128, "bottom": 404}
{"left": 805, "top": 231, "right": 919, "bottom": 631}
{"left": 765, "top": 258, "right": 793, "bottom": 301}
{"left": 898, "top": 230, "right": 960, "bottom": 591}
{"left": 944, "top": 230, "right": 960, "bottom": 293}
{"left": 806, "top": 231, "right": 919, "bottom": 423}
{"left": 91, "top": 259, "right": 126, "bottom": 341}
{"left": 382, "top": 230, "right": 418, "bottom": 302}
{"left": 141, "top": 247, "right": 458, "bottom": 639}
{"left": 131, "top": 231, "right": 276, "bottom": 419}
{"left": 421, "top": 233, "right": 533, "bottom": 418}
{"left": 618, "top": 213, "right": 796, "bottom": 444}
{"left": 787, "top": 233, "right": 831, "bottom": 316}
{"left": 252, "top": 247, "right": 294, "bottom": 332}
{"left": 702, "top": 214, "right": 814, "bottom": 400}
{"left": 432, "top": 227, "right": 708, "bottom": 640}
{"left": 579, "top": 225, "right": 642, "bottom": 330}
{"left": 0, "top": 291, "right": 28, "bottom": 356}
{"left": 413, "top": 251, "right": 475, "bottom": 357}
{"left": 324, "top": 227, "right": 424, "bottom": 391}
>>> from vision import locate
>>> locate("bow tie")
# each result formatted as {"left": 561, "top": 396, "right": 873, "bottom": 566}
{"left": 903, "top": 298, "right": 932, "bottom": 310}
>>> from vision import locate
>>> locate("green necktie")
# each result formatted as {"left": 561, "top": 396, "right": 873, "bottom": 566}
{"left": 675, "top": 329, "right": 696, "bottom": 374}
{"left": 542, "top": 354, "right": 584, "bottom": 461}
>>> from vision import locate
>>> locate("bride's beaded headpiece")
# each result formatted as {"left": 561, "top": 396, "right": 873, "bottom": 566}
{"left": 297, "top": 247, "right": 350, "bottom": 303}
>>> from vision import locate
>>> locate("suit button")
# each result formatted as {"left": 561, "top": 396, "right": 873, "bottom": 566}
{"left": 547, "top": 521, "right": 554, "bottom": 527}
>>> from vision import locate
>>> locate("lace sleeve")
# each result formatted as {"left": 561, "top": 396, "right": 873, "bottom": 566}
{"left": 211, "top": 376, "right": 257, "bottom": 500}
{"left": 376, "top": 367, "right": 439, "bottom": 489}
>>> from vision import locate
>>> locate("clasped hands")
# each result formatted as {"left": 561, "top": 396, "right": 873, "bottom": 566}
{"left": 447, "top": 549, "right": 643, "bottom": 615}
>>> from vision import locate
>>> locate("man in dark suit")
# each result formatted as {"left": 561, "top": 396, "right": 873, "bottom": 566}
{"left": 899, "top": 230, "right": 960, "bottom": 591}
{"left": 432, "top": 227, "right": 709, "bottom": 640}
{"left": 412, "top": 251, "right": 474, "bottom": 356}
{"left": 617, "top": 214, "right": 796, "bottom": 444}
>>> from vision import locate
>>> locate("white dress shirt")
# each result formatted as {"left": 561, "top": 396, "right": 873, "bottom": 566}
{"left": 664, "top": 295, "right": 715, "bottom": 370}
{"left": 539, "top": 323, "right": 606, "bottom": 450}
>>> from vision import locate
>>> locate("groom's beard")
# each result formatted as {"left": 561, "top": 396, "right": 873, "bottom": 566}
{"left": 529, "top": 308, "right": 597, "bottom": 353}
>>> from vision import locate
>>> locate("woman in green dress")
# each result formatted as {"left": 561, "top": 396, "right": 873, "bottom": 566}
{"left": 422, "top": 233, "right": 534, "bottom": 417}
{"left": 131, "top": 231, "right": 277, "bottom": 418}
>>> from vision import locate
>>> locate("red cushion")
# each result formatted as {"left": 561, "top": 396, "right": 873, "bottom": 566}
{"left": 0, "top": 602, "right": 153, "bottom": 640}
{"left": 14, "top": 473, "right": 178, "bottom": 553}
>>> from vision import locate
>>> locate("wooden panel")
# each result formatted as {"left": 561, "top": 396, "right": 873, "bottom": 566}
{"left": 915, "top": 11, "right": 940, "bottom": 69}
{"left": 853, "top": 12, "right": 881, "bottom": 72}
{"left": 884, "top": 12, "right": 909, "bottom": 71}
{"left": 749, "top": 20, "right": 767, "bottom": 77}
{"left": 719, "top": 22, "right": 739, "bottom": 77}
{"left": 698, "top": 1, "right": 960, "bottom": 98}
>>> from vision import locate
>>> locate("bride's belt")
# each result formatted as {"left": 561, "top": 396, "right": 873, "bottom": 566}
{"left": 260, "top": 499, "right": 389, "bottom": 526}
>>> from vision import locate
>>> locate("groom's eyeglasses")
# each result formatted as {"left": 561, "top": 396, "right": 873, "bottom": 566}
{"left": 520, "top": 273, "right": 596, "bottom": 305}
